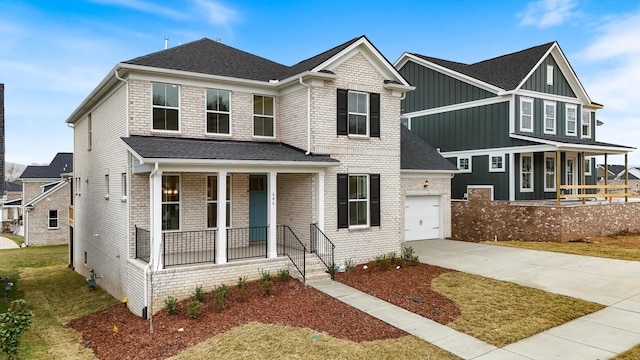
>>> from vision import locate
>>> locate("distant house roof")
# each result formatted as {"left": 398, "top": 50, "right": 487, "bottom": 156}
{"left": 124, "top": 36, "right": 364, "bottom": 82}
{"left": 5, "top": 181, "right": 22, "bottom": 192}
{"left": 3, "top": 198, "right": 21, "bottom": 207}
{"left": 510, "top": 134, "right": 634, "bottom": 154}
{"left": 410, "top": 42, "right": 555, "bottom": 90}
{"left": 401, "top": 126, "right": 458, "bottom": 172}
{"left": 19, "top": 153, "right": 73, "bottom": 179}
{"left": 121, "top": 136, "right": 339, "bottom": 166}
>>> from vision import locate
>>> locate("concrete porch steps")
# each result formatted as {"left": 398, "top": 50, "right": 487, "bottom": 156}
{"left": 303, "top": 253, "right": 332, "bottom": 283}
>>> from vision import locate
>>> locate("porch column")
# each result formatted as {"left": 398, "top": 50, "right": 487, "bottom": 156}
{"left": 581, "top": 152, "right": 586, "bottom": 205}
{"left": 216, "top": 171, "right": 228, "bottom": 264}
{"left": 625, "top": 154, "right": 629, "bottom": 203}
{"left": 509, "top": 154, "right": 515, "bottom": 201}
{"left": 317, "top": 171, "right": 325, "bottom": 231}
{"left": 556, "top": 151, "right": 561, "bottom": 206}
{"left": 267, "top": 172, "right": 277, "bottom": 258}
{"left": 150, "top": 170, "right": 163, "bottom": 271}
{"left": 604, "top": 154, "right": 609, "bottom": 197}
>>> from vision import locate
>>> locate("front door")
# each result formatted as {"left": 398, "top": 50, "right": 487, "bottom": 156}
{"left": 566, "top": 157, "right": 577, "bottom": 194}
{"left": 249, "top": 175, "right": 267, "bottom": 242}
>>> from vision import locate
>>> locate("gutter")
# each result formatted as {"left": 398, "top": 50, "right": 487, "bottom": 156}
{"left": 114, "top": 68, "right": 129, "bottom": 137}
{"left": 299, "top": 77, "right": 311, "bottom": 155}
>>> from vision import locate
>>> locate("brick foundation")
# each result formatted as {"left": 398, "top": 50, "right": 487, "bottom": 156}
{"left": 452, "top": 187, "right": 640, "bottom": 242}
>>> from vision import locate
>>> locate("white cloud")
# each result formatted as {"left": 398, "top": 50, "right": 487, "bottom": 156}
{"left": 518, "top": 0, "right": 578, "bottom": 28}
{"left": 193, "top": 0, "right": 239, "bottom": 26}
{"left": 90, "top": 0, "right": 187, "bottom": 20}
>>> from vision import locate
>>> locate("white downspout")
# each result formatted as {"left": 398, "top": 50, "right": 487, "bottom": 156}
{"left": 299, "top": 77, "right": 311, "bottom": 155}
{"left": 114, "top": 68, "right": 129, "bottom": 137}
{"left": 144, "top": 162, "right": 159, "bottom": 319}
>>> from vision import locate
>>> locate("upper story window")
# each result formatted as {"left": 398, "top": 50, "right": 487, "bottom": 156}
{"left": 337, "top": 89, "right": 380, "bottom": 137}
{"left": 581, "top": 110, "right": 591, "bottom": 138}
{"left": 520, "top": 97, "right": 533, "bottom": 132}
{"left": 489, "top": 154, "right": 505, "bottom": 172}
{"left": 544, "top": 101, "right": 556, "bottom": 134}
{"left": 152, "top": 83, "right": 179, "bottom": 131}
{"left": 458, "top": 157, "right": 471, "bottom": 173}
{"left": 206, "top": 89, "right": 230, "bottom": 134}
{"left": 253, "top": 95, "right": 274, "bottom": 137}
{"left": 566, "top": 104, "right": 577, "bottom": 136}
{"left": 546, "top": 65, "right": 554, "bottom": 86}
{"left": 162, "top": 175, "right": 180, "bottom": 231}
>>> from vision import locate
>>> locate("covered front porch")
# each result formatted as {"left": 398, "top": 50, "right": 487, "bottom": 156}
{"left": 122, "top": 136, "right": 339, "bottom": 277}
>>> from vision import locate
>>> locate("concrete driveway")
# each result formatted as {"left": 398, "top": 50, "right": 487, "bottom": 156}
{"left": 406, "top": 239, "right": 640, "bottom": 359}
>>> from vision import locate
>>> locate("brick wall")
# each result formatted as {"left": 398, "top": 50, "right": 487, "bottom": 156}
{"left": 25, "top": 182, "right": 70, "bottom": 246}
{"left": 452, "top": 187, "right": 640, "bottom": 242}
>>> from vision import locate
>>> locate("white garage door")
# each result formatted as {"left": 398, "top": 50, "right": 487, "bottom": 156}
{"left": 405, "top": 195, "right": 441, "bottom": 241}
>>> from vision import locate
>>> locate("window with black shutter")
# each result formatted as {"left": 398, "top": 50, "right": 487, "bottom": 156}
{"left": 336, "top": 89, "right": 380, "bottom": 137}
{"left": 337, "top": 173, "right": 380, "bottom": 229}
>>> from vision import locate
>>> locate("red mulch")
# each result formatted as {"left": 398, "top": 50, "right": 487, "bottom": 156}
{"left": 69, "top": 263, "right": 460, "bottom": 360}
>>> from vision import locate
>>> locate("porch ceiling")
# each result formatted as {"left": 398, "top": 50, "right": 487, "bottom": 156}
{"left": 510, "top": 134, "right": 635, "bottom": 155}
{"left": 121, "top": 135, "right": 339, "bottom": 168}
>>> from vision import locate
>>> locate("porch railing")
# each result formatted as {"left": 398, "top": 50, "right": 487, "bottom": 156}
{"left": 558, "top": 184, "right": 636, "bottom": 205}
{"left": 310, "top": 223, "right": 335, "bottom": 278}
{"left": 135, "top": 226, "right": 150, "bottom": 263}
{"left": 227, "top": 226, "right": 268, "bottom": 261}
{"left": 163, "top": 229, "right": 216, "bottom": 267}
{"left": 277, "top": 225, "right": 306, "bottom": 282}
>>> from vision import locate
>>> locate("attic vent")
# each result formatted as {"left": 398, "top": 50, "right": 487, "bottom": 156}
{"left": 269, "top": 79, "right": 279, "bottom": 84}
{"left": 216, "top": 38, "right": 221, "bottom": 43}
{"left": 384, "top": 79, "right": 401, "bottom": 85}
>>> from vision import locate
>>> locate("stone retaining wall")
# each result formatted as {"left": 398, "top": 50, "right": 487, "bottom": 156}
{"left": 452, "top": 187, "right": 640, "bottom": 242}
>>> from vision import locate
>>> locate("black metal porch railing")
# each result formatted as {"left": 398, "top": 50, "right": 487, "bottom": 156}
{"left": 226, "top": 226, "right": 268, "bottom": 261}
{"left": 310, "top": 223, "right": 335, "bottom": 278}
{"left": 163, "top": 229, "right": 216, "bottom": 267}
{"left": 135, "top": 226, "right": 150, "bottom": 263}
{"left": 277, "top": 225, "right": 306, "bottom": 282}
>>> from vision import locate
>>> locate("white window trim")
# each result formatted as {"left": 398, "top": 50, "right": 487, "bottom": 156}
{"left": 520, "top": 153, "right": 534, "bottom": 193}
{"left": 48, "top": 209, "right": 59, "bottom": 229}
{"left": 546, "top": 65, "right": 554, "bottom": 86}
{"left": 348, "top": 174, "right": 370, "bottom": 229}
{"left": 252, "top": 94, "right": 275, "bottom": 138}
{"left": 206, "top": 175, "right": 232, "bottom": 229}
{"left": 565, "top": 104, "right": 577, "bottom": 136}
{"left": 520, "top": 97, "right": 534, "bottom": 132}
{"left": 347, "top": 90, "right": 369, "bottom": 137}
{"left": 458, "top": 156, "right": 472, "bottom": 173}
{"left": 162, "top": 174, "right": 181, "bottom": 232}
{"left": 543, "top": 100, "right": 556, "bottom": 135}
{"left": 121, "top": 173, "right": 127, "bottom": 202}
{"left": 151, "top": 83, "right": 180, "bottom": 133}
{"left": 544, "top": 152, "right": 556, "bottom": 192}
{"left": 489, "top": 154, "right": 505, "bottom": 173}
{"left": 104, "top": 174, "right": 109, "bottom": 200}
{"left": 205, "top": 89, "right": 232, "bottom": 136}
{"left": 581, "top": 110, "right": 592, "bottom": 139}
{"left": 584, "top": 157, "right": 592, "bottom": 176}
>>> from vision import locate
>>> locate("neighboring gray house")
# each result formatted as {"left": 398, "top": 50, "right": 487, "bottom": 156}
{"left": 395, "top": 42, "right": 634, "bottom": 201}
{"left": 19, "top": 153, "right": 73, "bottom": 246}
{"left": 1, "top": 181, "right": 23, "bottom": 233}
{"left": 65, "top": 36, "right": 456, "bottom": 318}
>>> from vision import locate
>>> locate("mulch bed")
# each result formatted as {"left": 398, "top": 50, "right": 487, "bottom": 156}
{"left": 69, "top": 263, "right": 460, "bottom": 359}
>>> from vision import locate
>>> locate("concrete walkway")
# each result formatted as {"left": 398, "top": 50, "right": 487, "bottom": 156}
{"left": 0, "top": 236, "right": 19, "bottom": 249}
{"left": 310, "top": 240, "right": 640, "bottom": 359}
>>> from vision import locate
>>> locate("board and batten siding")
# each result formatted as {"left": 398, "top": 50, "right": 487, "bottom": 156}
{"left": 448, "top": 155, "right": 511, "bottom": 200}
{"left": 514, "top": 95, "right": 582, "bottom": 139}
{"left": 522, "top": 55, "right": 576, "bottom": 97}
{"left": 411, "top": 102, "right": 510, "bottom": 152}
{"left": 399, "top": 61, "right": 496, "bottom": 113}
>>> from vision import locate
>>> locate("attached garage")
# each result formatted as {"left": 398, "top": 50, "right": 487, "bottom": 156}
{"left": 405, "top": 195, "right": 442, "bottom": 241}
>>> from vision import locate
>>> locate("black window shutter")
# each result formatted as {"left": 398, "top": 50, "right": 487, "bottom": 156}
{"left": 369, "top": 93, "right": 380, "bottom": 137}
{"left": 370, "top": 174, "right": 380, "bottom": 226}
{"left": 337, "top": 89, "right": 348, "bottom": 135}
{"left": 337, "top": 174, "right": 349, "bottom": 228}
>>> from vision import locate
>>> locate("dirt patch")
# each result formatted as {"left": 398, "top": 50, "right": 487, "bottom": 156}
{"left": 69, "top": 263, "right": 460, "bottom": 360}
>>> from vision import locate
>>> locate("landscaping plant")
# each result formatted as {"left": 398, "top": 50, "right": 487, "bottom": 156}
{"left": 276, "top": 269, "right": 290, "bottom": 282}
{"left": 187, "top": 300, "right": 203, "bottom": 319}
{"left": 0, "top": 299, "right": 34, "bottom": 360}
{"left": 193, "top": 285, "right": 205, "bottom": 302}
{"left": 259, "top": 269, "right": 274, "bottom": 296}
{"left": 165, "top": 296, "right": 178, "bottom": 315}
{"left": 213, "top": 284, "right": 228, "bottom": 311}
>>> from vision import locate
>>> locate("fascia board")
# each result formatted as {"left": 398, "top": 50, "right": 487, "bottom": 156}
{"left": 509, "top": 134, "right": 635, "bottom": 154}
{"left": 23, "top": 181, "right": 67, "bottom": 208}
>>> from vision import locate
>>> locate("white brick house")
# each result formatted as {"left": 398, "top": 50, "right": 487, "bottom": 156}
{"left": 66, "top": 36, "right": 456, "bottom": 317}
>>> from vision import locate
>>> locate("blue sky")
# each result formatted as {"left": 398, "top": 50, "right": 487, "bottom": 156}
{"left": 1, "top": 0, "right": 639, "bottom": 165}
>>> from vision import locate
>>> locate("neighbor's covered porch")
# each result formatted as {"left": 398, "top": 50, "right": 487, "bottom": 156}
{"left": 122, "top": 136, "right": 339, "bottom": 273}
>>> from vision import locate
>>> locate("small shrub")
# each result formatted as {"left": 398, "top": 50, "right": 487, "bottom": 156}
{"left": 259, "top": 270, "right": 274, "bottom": 296}
{"left": 0, "top": 299, "right": 34, "bottom": 359}
{"left": 402, "top": 246, "right": 415, "bottom": 260}
{"left": 165, "top": 296, "right": 178, "bottom": 315}
{"left": 193, "top": 285, "right": 205, "bottom": 302}
{"left": 326, "top": 263, "right": 338, "bottom": 278}
{"left": 237, "top": 276, "right": 248, "bottom": 290}
{"left": 187, "top": 300, "right": 203, "bottom": 319}
{"left": 236, "top": 276, "right": 249, "bottom": 302}
{"left": 344, "top": 259, "right": 356, "bottom": 272}
{"left": 375, "top": 254, "right": 392, "bottom": 270}
{"left": 277, "top": 269, "right": 290, "bottom": 282}
{"left": 213, "top": 284, "right": 228, "bottom": 311}
{"left": 409, "top": 254, "right": 420, "bottom": 266}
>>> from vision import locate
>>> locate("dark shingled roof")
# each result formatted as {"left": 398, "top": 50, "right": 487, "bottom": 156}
{"left": 5, "top": 181, "right": 22, "bottom": 192}
{"left": 121, "top": 136, "right": 338, "bottom": 164}
{"left": 411, "top": 42, "right": 555, "bottom": 90}
{"left": 515, "top": 134, "right": 635, "bottom": 150}
{"left": 401, "top": 126, "right": 458, "bottom": 171}
{"left": 20, "top": 153, "right": 73, "bottom": 179}
{"left": 124, "top": 36, "right": 366, "bottom": 82}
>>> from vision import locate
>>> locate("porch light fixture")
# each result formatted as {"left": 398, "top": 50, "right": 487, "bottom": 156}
{"left": 423, "top": 180, "right": 429, "bottom": 188}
